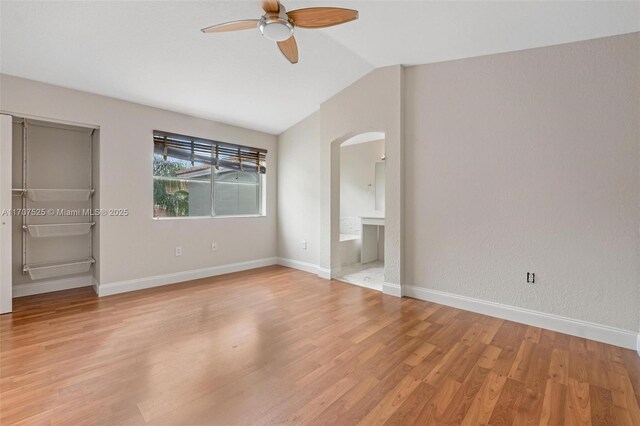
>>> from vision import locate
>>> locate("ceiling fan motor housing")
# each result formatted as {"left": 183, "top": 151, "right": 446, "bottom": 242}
{"left": 259, "top": 8, "right": 294, "bottom": 42}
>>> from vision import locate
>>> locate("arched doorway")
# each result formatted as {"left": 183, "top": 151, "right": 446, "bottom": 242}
{"left": 320, "top": 129, "right": 400, "bottom": 297}
{"left": 333, "top": 133, "right": 386, "bottom": 290}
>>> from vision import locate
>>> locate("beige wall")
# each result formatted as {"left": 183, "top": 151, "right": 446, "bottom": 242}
{"left": 1, "top": 74, "right": 278, "bottom": 286}
{"left": 403, "top": 32, "right": 640, "bottom": 331}
{"left": 277, "top": 111, "right": 320, "bottom": 265}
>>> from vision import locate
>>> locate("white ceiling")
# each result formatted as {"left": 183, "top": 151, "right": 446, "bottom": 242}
{"left": 1, "top": 1, "right": 639, "bottom": 135}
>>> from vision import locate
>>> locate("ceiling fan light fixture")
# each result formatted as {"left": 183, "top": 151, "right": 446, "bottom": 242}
{"left": 259, "top": 16, "right": 294, "bottom": 42}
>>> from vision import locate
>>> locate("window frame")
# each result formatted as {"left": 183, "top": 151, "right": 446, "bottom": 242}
{"left": 152, "top": 131, "right": 267, "bottom": 220}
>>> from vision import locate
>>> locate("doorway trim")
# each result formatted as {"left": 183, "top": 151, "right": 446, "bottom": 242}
{"left": 0, "top": 114, "right": 13, "bottom": 313}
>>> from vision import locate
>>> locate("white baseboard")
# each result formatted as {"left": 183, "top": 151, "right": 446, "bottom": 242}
{"left": 13, "top": 275, "right": 93, "bottom": 298}
{"left": 317, "top": 267, "right": 331, "bottom": 280}
{"left": 275, "top": 257, "right": 329, "bottom": 279}
{"left": 98, "top": 257, "right": 278, "bottom": 297}
{"left": 404, "top": 285, "right": 637, "bottom": 351}
{"left": 277, "top": 258, "right": 319, "bottom": 275}
{"left": 383, "top": 282, "right": 402, "bottom": 297}
{"left": 637, "top": 333, "right": 640, "bottom": 357}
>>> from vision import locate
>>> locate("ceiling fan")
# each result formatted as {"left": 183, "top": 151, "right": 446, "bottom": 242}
{"left": 201, "top": 0, "right": 359, "bottom": 64}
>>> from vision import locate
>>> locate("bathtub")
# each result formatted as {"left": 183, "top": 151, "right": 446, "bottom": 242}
{"left": 339, "top": 233, "right": 360, "bottom": 267}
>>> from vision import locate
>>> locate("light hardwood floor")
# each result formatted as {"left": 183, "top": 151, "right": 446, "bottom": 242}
{"left": 1, "top": 265, "right": 639, "bottom": 425}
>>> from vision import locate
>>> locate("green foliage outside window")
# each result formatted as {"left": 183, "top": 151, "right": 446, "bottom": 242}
{"left": 153, "top": 154, "right": 190, "bottom": 217}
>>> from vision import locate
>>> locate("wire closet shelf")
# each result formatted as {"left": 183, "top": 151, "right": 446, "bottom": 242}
{"left": 17, "top": 118, "right": 96, "bottom": 280}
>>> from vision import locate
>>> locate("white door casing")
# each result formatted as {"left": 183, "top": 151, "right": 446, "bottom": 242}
{"left": 0, "top": 114, "right": 13, "bottom": 313}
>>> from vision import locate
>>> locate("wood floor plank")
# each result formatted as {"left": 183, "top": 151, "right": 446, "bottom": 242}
{"left": 310, "top": 376, "right": 380, "bottom": 426}
{"left": 508, "top": 340, "right": 536, "bottom": 383}
{"left": 477, "top": 345, "right": 502, "bottom": 370}
{"left": 0, "top": 265, "right": 637, "bottom": 425}
{"left": 590, "top": 385, "right": 615, "bottom": 425}
{"left": 612, "top": 372, "right": 640, "bottom": 424}
{"left": 424, "top": 342, "right": 468, "bottom": 386}
{"left": 522, "top": 344, "right": 553, "bottom": 424}
{"left": 383, "top": 382, "right": 437, "bottom": 426}
{"left": 413, "top": 378, "right": 462, "bottom": 424}
{"left": 565, "top": 377, "right": 592, "bottom": 425}
{"left": 438, "top": 365, "right": 491, "bottom": 424}
{"left": 540, "top": 380, "right": 567, "bottom": 425}
{"left": 449, "top": 341, "right": 487, "bottom": 383}
{"left": 403, "top": 341, "right": 437, "bottom": 367}
{"left": 487, "top": 377, "right": 527, "bottom": 425}
{"left": 285, "top": 375, "right": 359, "bottom": 424}
{"left": 461, "top": 370, "right": 508, "bottom": 426}
{"left": 356, "top": 374, "right": 423, "bottom": 425}
{"left": 549, "top": 348, "right": 570, "bottom": 385}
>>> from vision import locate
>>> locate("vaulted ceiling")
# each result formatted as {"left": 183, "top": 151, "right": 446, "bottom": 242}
{"left": 1, "top": 1, "right": 638, "bottom": 134}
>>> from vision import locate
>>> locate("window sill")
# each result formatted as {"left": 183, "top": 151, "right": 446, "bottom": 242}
{"left": 153, "top": 214, "right": 265, "bottom": 221}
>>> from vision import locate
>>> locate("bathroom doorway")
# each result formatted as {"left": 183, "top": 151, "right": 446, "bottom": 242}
{"left": 334, "top": 134, "right": 385, "bottom": 290}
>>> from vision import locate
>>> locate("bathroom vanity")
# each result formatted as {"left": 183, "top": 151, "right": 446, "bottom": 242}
{"left": 360, "top": 216, "right": 384, "bottom": 264}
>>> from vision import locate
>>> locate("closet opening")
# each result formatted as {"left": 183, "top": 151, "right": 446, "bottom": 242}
{"left": 10, "top": 117, "right": 100, "bottom": 298}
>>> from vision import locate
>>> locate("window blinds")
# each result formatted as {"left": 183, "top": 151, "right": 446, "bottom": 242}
{"left": 153, "top": 130, "right": 267, "bottom": 174}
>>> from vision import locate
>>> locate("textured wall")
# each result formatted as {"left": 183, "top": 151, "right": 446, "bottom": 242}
{"left": 277, "top": 111, "right": 321, "bottom": 265}
{"left": 403, "top": 33, "right": 640, "bottom": 331}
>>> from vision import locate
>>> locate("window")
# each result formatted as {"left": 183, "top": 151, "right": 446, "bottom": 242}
{"left": 153, "top": 131, "right": 266, "bottom": 218}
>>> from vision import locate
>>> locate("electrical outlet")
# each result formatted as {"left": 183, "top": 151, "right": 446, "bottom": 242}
{"left": 175, "top": 246, "right": 182, "bottom": 257}
{"left": 211, "top": 242, "right": 218, "bottom": 252}
{"left": 301, "top": 240, "right": 307, "bottom": 250}
{"left": 526, "top": 272, "right": 535, "bottom": 284}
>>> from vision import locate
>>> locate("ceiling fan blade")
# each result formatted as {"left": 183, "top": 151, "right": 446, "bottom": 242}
{"left": 201, "top": 19, "right": 259, "bottom": 33}
{"left": 262, "top": 0, "right": 280, "bottom": 13}
{"left": 277, "top": 36, "right": 298, "bottom": 64}
{"left": 287, "top": 7, "right": 358, "bottom": 29}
